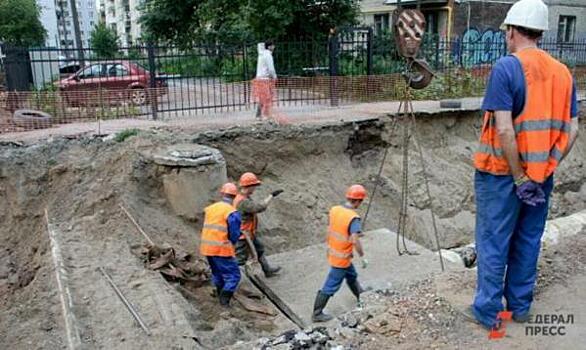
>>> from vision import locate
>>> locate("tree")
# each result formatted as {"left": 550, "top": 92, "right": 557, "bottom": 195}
{"left": 140, "top": 0, "right": 359, "bottom": 46}
{"left": 90, "top": 23, "right": 120, "bottom": 58}
{"left": 0, "top": 0, "right": 46, "bottom": 47}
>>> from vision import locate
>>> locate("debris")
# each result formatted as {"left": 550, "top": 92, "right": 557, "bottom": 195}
{"left": 233, "top": 293, "right": 277, "bottom": 316}
{"left": 341, "top": 313, "right": 358, "bottom": 328}
{"left": 142, "top": 244, "right": 209, "bottom": 286}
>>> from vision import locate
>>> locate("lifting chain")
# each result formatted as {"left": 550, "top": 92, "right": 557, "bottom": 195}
{"left": 363, "top": 2, "right": 445, "bottom": 270}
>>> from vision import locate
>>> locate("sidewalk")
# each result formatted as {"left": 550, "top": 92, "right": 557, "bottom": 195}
{"left": 0, "top": 98, "right": 484, "bottom": 143}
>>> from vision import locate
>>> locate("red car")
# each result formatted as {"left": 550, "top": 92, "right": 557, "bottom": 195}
{"left": 58, "top": 61, "right": 167, "bottom": 106}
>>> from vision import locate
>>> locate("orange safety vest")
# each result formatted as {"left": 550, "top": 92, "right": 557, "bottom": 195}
{"left": 234, "top": 193, "right": 258, "bottom": 240}
{"left": 199, "top": 201, "right": 237, "bottom": 257}
{"left": 327, "top": 205, "right": 359, "bottom": 268}
{"left": 474, "top": 48, "right": 573, "bottom": 183}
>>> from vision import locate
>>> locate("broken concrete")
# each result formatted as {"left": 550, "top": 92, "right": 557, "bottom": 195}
{"left": 143, "top": 144, "right": 227, "bottom": 221}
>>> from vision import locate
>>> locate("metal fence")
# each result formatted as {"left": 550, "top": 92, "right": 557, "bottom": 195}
{"left": 1, "top": 33, "right": 586, "bottom": 131}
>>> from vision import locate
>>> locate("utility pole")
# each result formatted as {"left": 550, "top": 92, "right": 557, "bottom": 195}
{"left": 69, "top": 0, "right": 85, "bottom": 65}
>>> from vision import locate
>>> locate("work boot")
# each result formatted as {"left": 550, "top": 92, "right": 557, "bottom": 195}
{"left": 312, "top": 291, "right": 334, "bottom": 322}
{"left": 259, "top": 256, "right": 281, "bottom": 277}
{"left": 348, "top": 280, "right": 366, "bottom": 307}
{"left": 219, "top": 290, "right": 234, "bottom": 307}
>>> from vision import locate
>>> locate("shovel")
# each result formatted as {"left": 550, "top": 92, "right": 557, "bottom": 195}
{"left": 243, "top": 231, "right": 263, "bottom": 277}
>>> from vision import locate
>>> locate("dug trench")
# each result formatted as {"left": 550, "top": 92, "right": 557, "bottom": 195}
{"left": 0, "top": 109, "right": 584, "bottom": 349}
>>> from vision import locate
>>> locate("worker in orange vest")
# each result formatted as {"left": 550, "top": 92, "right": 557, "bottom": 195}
{"left": 312, "top": 185, "right": 369, "bottom": 322}
{"left": 199, "top": 182, "right": 242, "bottom": 306}
{"left": 234, "top": 172, "right": 283, "bottom": 277}
{"left": 465, "top": 0, "right": 580, "bottom": 330}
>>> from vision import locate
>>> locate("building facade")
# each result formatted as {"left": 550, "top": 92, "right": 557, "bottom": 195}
{"left": 98, "top": 0, "right": 143, "bottom": 46}
{"left": 54, "top": 0, "right": 97, "bottom": 49}
{"left": 359, "top": 0, "right": 586, "bottom": 40}
{"left": 37, "top": 0, "right": 60, "bottom": 47}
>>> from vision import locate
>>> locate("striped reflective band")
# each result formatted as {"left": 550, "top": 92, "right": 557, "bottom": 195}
{"left": 201, "top": 239, "right": 231, "bottom": 247}
{"left": 514, "top": 119, "right": 571, "bottom": 134}
{"left": 477, "top": 144, "right": 563, "bottom": 162}
{"left": 203, "top": 224, "right": 228, "bottom": 232}
{"left": 328, "top": 248, "right": 352, "bottom": 259}
{"left": 477, "top": 144, "right": 503, "bottom": 157}
{"left": 488, "top": 115, "right": 571, "bottom": 134}
{"left": 328, "top": 230, "right": 350, "bottom": 242}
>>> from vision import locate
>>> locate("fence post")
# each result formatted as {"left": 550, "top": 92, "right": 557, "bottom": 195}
{"left": 367, "top": 28, "right": 374, "bottom": 76}
{"left": 147, "top": 42, "right": 158, "bottom": 120}
{"left": 328, "top": 32, "right": 339, "bottom": 107}
{"left": 243, "top": 43, "right": 249, "bottom": 105}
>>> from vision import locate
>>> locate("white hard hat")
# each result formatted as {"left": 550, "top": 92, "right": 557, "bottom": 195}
{"left": 500, "top": 0, "right": 549, "bottom": 31}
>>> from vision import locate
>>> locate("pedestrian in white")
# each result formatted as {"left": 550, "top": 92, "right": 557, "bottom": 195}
{"left": 253, "top": 41, "right": 277, "bottom": 119}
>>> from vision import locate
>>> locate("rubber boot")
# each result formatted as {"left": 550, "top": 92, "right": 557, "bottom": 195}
{"left": 219, "top": 290, "right": 234, "bottom": 307}
{"left": 255, "top": 104, "right": 262, "bottom": 120}
{"left": 312, "top": 291, "right": 334, "bottom": 322}
{"left": 259, "top": 255, "right": 281, "bottom": 277}
{"left": 348, "top": 280, "right": 371, "bottom": 308}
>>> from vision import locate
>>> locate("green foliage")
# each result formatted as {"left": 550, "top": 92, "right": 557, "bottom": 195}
{"left": 140, "top": 0, "right": 359, "bottom": 47}
{"left": 114, "top": 128, "right": 139, "bottom": 142}
{"left": 411, "top": 68, "right": 486, "bottom": 100}
{"left": 90, "top": 22, "right": 120, "bottom": 58}
{"left": 0, "top": 0, "right": 46, "bottom": 46}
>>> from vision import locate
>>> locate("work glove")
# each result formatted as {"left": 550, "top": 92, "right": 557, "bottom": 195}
{"left": 515, "top": 176, "right": 546, "bottom": 207}
{"left": 359, "top": 257, "right": 369, "bottom": 269}
{"left": 271, "top": 189, "right": 284, "bottom": 197}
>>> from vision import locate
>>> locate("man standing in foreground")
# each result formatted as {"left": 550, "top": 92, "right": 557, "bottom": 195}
{"left": 199, "top": 183, "right": 242, "bottom": 307}
{"left": 312, "top": 185, "right": 369, "bottom": 322}
{"left": 469, "top": 0, "right": 579, "bottom": 330}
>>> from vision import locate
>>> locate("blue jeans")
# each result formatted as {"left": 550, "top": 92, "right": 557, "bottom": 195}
{"left": 207, "top": 256, "right": 241, "bottom": 292}
{"left": 321, "top": 264, "right": 358, "bottom": 296}
{"left": 472, "top": 170, "right": 553, "bottom": 328}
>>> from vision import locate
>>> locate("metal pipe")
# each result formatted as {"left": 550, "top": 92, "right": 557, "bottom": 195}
{"left": 98, "top": 267, "right": 152, "bottom": 336}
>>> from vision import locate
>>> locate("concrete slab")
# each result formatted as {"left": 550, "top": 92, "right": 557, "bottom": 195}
{"left": 263, "top": 228, "right": 459, "bottom": 325}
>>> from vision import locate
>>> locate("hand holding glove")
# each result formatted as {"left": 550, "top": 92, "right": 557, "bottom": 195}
{"left": 515, "top": 175, "right": 546, "bottom": 207}
{"left": 358, "top": 257, "right": 369, "bottom": 269}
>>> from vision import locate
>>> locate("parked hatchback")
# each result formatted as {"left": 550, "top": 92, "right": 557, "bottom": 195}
{"left": 58, "top": 61, "right": 167, "bottom": 106}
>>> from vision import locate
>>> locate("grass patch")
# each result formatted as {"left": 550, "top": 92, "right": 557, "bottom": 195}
{"left": 114, "top": 128, "right": 139, "bottom": 142}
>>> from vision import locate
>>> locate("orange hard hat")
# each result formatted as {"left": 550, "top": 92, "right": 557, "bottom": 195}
{"left": 346, "top": 184, "right": 367, "bottom": 200}
{"left": 220, "top": 182, "right": 238, "bottom": 196}
{"left": 239, "top": 172, "right": 261, "bottom": 187}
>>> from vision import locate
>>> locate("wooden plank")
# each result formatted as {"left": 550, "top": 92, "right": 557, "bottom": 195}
{"left": 245, "top": 266, "right": 306, "bottom": 329}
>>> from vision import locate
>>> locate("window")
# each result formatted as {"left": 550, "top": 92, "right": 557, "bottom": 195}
{"left": 106, "top": 64, "right": 129, "bottom": 77}
{"left": 79, "top": 64, "right": 103, "bottom": 79}
{"left": 374, "top": 14, "right": 390, "bottom": 36}
{"left": 424, "top": 11, "right": 439, "bottom": 35}
{"left": 558, "top": 16, "right": 576, "bottom": 42}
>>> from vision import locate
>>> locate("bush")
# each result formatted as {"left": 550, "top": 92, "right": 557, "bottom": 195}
{"left": 114, "top": 128, "right": 139, "bottom": 142}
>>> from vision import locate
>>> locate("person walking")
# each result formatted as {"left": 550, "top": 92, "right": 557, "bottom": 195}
{"left": 468, "top": 0, "right": 579, "bottom": 330}
{"left": 253, "top": 41, "right": 277, "bottom": 120}
{"left": 312, "top": 185, "right": 370, "bottom": 322}
{"left": 199, "top": 183, "right": 242, "bottom": 307}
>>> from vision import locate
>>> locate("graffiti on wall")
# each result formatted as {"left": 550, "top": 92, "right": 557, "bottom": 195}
{"left": 453, "top": 28, "right": 507, "bottom": 67}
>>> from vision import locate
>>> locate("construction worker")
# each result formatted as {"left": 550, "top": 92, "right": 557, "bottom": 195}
{"left": 234, "top": 172, "right": 283, "bottom": 277}
{"left": 468, "top": 0, "right": 579, "bottom": 330}
{"left": 199, "top": 182, "right": 242, "bottom": 307}
{"left": 312, "top": 185, "right": 369, "bottom": 322}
